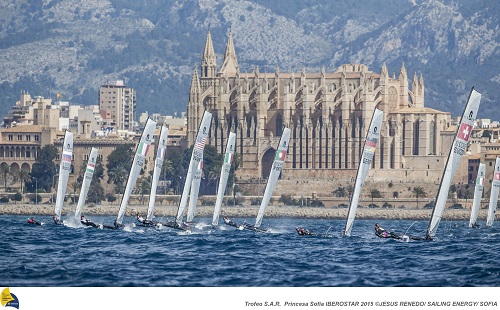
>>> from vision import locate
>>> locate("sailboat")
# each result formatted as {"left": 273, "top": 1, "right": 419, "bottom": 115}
{"left": 212, "top": 132, "right": 236, "bottom": 226}
{"left": 110, "top": 118, "right": 157, "bottom": 229}
{"left": 423, "top": 88, "right": 481, "bottom": 240}
{"left": 486, "top": 157, "right": 500, "bottom": 227}
{"left": 74, "top": 147, "right": 98, "bottom": 225}
{"left": 140, "top": 125, "right": 169, "bottom": 226}
{"left": 53, "top": 130, "right": 73, "bottom": 225}
{"left": 469, "top": 163, "right": 485, "bottom": 228}
{"left": 239, "top": 127, "right": 290, "bottom": 232}
{"left": 173, "top": 111, "right": 212, "bottom": 229}
{"left": 186, "top": 158, "right": 203, "bottom": 223}
{"left": 343, "top": 108, "right": 383, "bottom": 236}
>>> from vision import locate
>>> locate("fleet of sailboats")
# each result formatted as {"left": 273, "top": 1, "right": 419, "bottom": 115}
{"left": 39, "top": 86, "right": 495, "bottom": 236}
{"left": 53, "top": 130, "right": 73, "bottom": 225}
{"left": 343, "top": 108, "right": 383, "bottom": 237}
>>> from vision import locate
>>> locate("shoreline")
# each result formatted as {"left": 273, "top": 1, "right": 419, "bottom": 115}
{"left": 0, "top": 203, "right": 492, "bottom": 221}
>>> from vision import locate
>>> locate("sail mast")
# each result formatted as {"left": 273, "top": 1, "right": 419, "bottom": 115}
{"left": 115, "top": 119, "right": 157, "bottom": 226}
{"left": 426, "top": 88, "right": 481, "bottom": 238}
{"left": 344, "top": 108, "right": 383, "bottom": 236}
{"left": 146, "top": 125, "right": 169, "bottom": 221}
{"left": 176, "top": 111, "right": 212, "bottom": 224}
{"left": 255, "top": 127, "right": 290, "bottom": 228}
{"left": 212, "top": 132, "right": 236, "bottom": 226}
{"left": 54, "top": 130, "right": 73, "bottom": 221}
{"left": 74, "top": 147, "right": 98, "bottom": 221}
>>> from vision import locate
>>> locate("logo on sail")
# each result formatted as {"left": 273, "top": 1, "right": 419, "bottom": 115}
{"left": 157, "top": 147, "right": 165, "bottom": 160}
{"left": 275, "top": 150, "right": 286, "bottom": 161}
{"left": 457, "top": 123, "right": 472, "bottom": 141}
{"left": 86, "top": 163, "right": 95, "bottom": 173}
{"left": 1, "top": 288, "right": 19, "bottom": 309}
{"left": 194, "top": 135, "right": 207, "bottom": 150}
{"left": 62, "top": 151, "right": 72, "bottom": 162}
{"left": 365, "top": 138, "right": 378, "bottom": 153}
{"left": 224, "top": 152, "right": 233, "bottom": 164}
{"left": 137, "top": 142, "right": 150, "bottom": 156}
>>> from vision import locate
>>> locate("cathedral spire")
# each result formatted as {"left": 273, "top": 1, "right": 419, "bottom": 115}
{"left": 381, "top": 63, "right": 388, "bottom": 79}
{"left": 220, "top": 29, "right": 239, "bottom": 76}
{"left": 399, "top": 62, "right": 407, "bottom": 79}
{"left": 201, "top": 30, "right": 217, "bottom": 78}
{"left": 189, "top": 65, "right": 201, "bottom": 95}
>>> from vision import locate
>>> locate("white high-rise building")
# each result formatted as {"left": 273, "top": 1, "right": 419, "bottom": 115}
{"left": 99, "top": 80, "right": 136, "bottom": 131}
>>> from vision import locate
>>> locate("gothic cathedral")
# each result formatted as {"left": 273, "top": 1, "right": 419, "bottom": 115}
{"left": 187, "top": 31, "right": 451, "bottom": 194}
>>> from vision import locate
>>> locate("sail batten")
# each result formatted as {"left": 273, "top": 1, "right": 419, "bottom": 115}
{"left": 469, "top": 163, "right": 485, "bottom": 227}
{"left": 255, "top": 128, "right": 290, "bottom": 228}
{"left": 115, "top": 119, "right": 157, "bottom": 225}
{"left": 176, "top": 111, "right": 212, "bottom": 224}
{"left": 344, "top": 108, "right": 383, "bottom": 236}
{"left": 212, "top": 132, "right": 236, "bottom": 226}
{"left": 486, "top": 158, "right": 500, "bottom": 227}
{"left": 74, "top": 147, "right": 98, "bottom": 221}
{"left": 186, "top": 158, "right": 203, "bottom": 222}
{"left": 146, "top": 126, "right": 168, "bottom": 221}
{"left": 54, "top": 131, "right": 73, "bottom": 220}
{"left": 427, "top": 88, "right": 481, "bottom": 238}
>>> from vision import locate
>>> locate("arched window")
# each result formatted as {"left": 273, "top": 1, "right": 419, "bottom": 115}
{"left": 276, "top": 114, "right": 283, "bottom": 136}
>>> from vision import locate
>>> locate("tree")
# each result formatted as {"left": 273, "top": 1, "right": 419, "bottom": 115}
{"left": 16, "top": 170, "right": 31, "bottom": 194}
{"left": 106, "top": 144, "right": 134, "bottom": 193}
{"left": 139, "top": 178, "right": 151, "bottom": 204}
{"left": 370, "top": 188, "right": 383, "bottom": 207}
{"left": 333, "top": 187, "right": 347, "bottom": 198}
{"left": 412, "top": 186, "right": 427, "bottom": 208}
{"left": 27, "top": 145, "right": 58, "bottom": 192}
{"left": 0, "top": 164, "right": 11, "bottom": 190}
{"left": 70, "top": 181, "right": 79, "bottom": 203}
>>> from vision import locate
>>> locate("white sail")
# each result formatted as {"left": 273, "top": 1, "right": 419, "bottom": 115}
{"left": 427, "top": 88, "right": 481, "bottom": 238}
{"left": 115, "top": 119, "right": 157, "bottom": 225}
{"left": 212, "top": 132, "right": 236, "bottom": 226}
{"left": 186, "top": 158, "right": 203, "bottom": 222}
{"left": 255, "top": 128, "right": 291, "bottom": 228}
{"left": 54, "top": 131, "right": 73, "bottom": 220}
{"left": 176, "top": 111, "right": 212, "bottom": 224}
{"left": 469, "top": 163, "right": 485, "bottom": 227}
{"left": 146, "top": 126, "right": 169, "bottom": 221}
{"left": 74, "top": 147, "right": 98, "bottom": 221}
{"left": 344, "top": 108, "right": 383, "bottom": 236}
{"left": 486, "top": 158, "right": 500, "bottom": 227}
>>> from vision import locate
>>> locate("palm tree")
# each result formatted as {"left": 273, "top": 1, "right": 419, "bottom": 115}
{"left": 108, "top": 167, "right": 127, "bottom": 194}
{"left": 1, "top": 164, "right": 11, "bottom": 190}
{"left": 16, "top": 170, "right": 30, "bottom": 194}
{"left": 412, "top": 186, "right": 427, "bottom": 208}
{"left": 369, "top": 188, "right": 383, "bottom": 207}
{"left": 70, "top": 181, "right": 80, "bottom": 204}
{"left": 139, "top": 178, "right": 151, "bottom": 204}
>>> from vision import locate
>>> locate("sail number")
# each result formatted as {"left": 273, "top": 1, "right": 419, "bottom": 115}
{"left": 453, "top": 140, "right": 467, "bottom": 156}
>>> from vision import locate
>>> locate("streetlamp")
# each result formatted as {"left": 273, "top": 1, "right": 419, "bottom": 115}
{"left": 33, "top": 177, "right": 38, "bottom": 204}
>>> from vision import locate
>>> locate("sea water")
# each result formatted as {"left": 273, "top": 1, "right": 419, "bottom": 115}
{"left": 1, "top": 215, "right": 499, "bottom": 287}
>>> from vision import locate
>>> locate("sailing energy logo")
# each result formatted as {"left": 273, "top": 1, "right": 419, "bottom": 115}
{"left": 1, "top": 288, "right": 19, "bottom": 309}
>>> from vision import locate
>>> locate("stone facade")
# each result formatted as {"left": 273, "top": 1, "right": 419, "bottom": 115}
{"left": 186, "top": 31, "right": 453, "bottom": 197}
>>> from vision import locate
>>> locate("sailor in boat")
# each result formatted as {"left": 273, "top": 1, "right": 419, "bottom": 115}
{"left": 374, "top": 223, "right": 400, "bottom": 239}
{"left": 80, "top": 215, "right": 99, "bottom": 228}
{"left": 53, "top": 214, "right": 61, "bottom": 225}
{"left": 296, "top": 227, "right": 313, "bottom": 236}
{"left": 27, "top": 217, "right": 41, "bottom": 225}
{"left": 136, "top": 213, "right": 155, "bottom": 227}
{"left": 223, "top": 217, "right": 240, "bottom": 228}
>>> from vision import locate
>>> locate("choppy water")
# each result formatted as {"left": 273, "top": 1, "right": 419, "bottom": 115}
{"left": 1, "top": 215, "right": 499, "bottom": 287}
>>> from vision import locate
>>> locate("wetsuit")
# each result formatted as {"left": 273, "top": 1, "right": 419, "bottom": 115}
{"left": 27, "top": 218, "right": 41, "bottom": 225}
{"left": 375, "top": 227, "right": 400, "bottom": 239}
{"left": 81, "top": 218, "right": 99, "bottom": 228}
